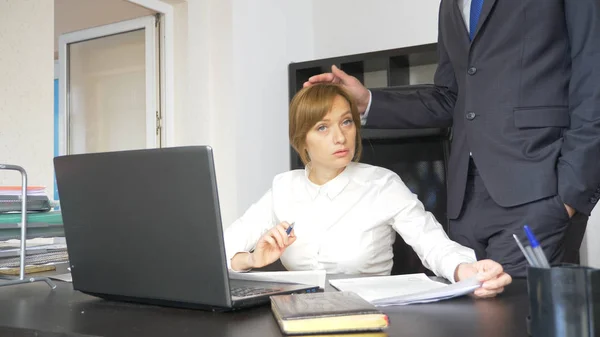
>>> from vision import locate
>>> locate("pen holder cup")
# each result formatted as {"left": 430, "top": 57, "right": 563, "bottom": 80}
{"left": 526, "top": 265, "right": 600, "bottom": 337}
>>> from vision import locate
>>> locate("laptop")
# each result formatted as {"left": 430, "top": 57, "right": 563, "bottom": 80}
{"left": 54, "top": 146, "right": 318, "bottom": 311}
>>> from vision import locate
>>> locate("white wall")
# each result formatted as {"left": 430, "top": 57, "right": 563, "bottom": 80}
{"left": 0, "top": 1, "right": 54, "bottom": 194}
{"left": 182, "top": 0, "right": 235, "bottom": 227}
{"left": 179, "top": 0, "right": 314, "bottom": 228}
{"left": 172, "top": 1, "right": 188, "bottom": 147}
{"left": 230, "top": 0, "right": 314, "bottom": 227}
{"left": 311, "top": 0, "right": 440, "bottom": 59}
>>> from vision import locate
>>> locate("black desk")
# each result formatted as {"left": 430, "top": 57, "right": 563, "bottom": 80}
{"left": 0, "top": 275, "right": 529, "bottom": 337}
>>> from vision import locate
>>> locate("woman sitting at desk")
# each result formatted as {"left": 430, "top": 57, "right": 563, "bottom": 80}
{"left": 224, "top": 84, "right": 511, "bottom": 298}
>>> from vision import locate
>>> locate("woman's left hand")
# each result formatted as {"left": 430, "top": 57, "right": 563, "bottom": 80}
{"left": 455, "top": 259, "right": 512, "bottom": 298}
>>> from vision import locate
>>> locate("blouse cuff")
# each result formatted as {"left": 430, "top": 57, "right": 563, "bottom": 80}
{"left": 441, "top": 250, "right": 477, "bottom": 284}
{"left": 227, "top": 251, "right": 253, "bottom": 273}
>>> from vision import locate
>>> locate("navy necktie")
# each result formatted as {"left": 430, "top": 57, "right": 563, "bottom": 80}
{"left": 469, "top": 0, "right": 484, "bottom": 40}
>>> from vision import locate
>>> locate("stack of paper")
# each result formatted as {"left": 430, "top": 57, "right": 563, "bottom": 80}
{"left": 229, "top": 269, "right": 327, "bottom": 289}
{"left": 0, "top": 186, "right": 47, "bottom": 196}
{"left": 329, "top": 273, "right": 481, "bottom": 306}
{"left": 0, "top": 237, "right": 67, "bottom": 258}
{"left": 0, "top": 186, "right": 52, "bottom": 213}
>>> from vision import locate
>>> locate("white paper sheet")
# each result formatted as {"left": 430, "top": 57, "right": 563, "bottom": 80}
{"left": 228, "top": 269, "right": 327, "bottom": 289}
{"left": 329, "top": 273, "right": 481, "bottom": 306}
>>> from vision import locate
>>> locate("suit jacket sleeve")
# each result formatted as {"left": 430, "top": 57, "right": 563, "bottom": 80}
{"left": 366, "top": 4, "right": 457, "bottom": 129}
{"left": 558, "top": 0, "right": 600, "bottom": 215}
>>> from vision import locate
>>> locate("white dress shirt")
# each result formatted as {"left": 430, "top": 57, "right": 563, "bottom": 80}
{"left": 459, "top": 0, "right": 473, "bottom": 29}
{"left": 224, "top": 162, "right": 476, "bottom": 282}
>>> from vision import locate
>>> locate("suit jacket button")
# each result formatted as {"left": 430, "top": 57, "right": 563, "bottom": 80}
{"left": 466, "top": 112, "right": 476, "bottom": 120}
{"left": 467, "top": 67, "right": 477, "bottom": 75}
{"left": 591, "top": 197, "right": 598, "bottom": 204}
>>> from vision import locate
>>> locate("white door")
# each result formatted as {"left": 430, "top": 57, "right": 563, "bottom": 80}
{"left": 58, "top": 16, "right": 160, "bottom": 155}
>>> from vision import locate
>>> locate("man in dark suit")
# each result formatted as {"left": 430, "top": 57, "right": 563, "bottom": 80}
{"left": 305, "top": 0, "right": 600, "bottom": 276}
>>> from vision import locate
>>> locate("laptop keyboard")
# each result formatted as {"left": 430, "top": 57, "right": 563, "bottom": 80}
{"left": 230, "top": 286, "right": 282, "bottom": 298}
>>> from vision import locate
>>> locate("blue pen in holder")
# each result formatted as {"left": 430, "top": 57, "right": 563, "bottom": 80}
{"left": 526, "top": 264, "right": 600, "bottom": 337}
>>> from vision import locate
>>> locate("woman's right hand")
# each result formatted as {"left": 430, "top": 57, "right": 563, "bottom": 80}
{"left": 250, "top": 222, "right": 296, "bottom": 268}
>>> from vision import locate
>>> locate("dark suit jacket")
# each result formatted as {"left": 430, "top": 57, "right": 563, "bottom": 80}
{"left": 367, "top": 0, "right": 600, "bottom": 219}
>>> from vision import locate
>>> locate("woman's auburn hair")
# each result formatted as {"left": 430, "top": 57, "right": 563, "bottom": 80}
{"left": 288, "top": 83, "right": 362, "bottom": 165}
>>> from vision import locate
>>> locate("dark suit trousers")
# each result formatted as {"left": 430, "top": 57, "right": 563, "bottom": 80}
{"left": 448, "top": 159, "right": 588, "bottom": 278}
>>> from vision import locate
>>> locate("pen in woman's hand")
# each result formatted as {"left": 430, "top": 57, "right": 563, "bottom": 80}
{"left": 286, "top": 222, "right": 295, "bottom": 236}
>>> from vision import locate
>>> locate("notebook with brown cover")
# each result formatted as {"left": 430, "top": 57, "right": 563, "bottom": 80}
{"left": 270, "top": 291, "right": 389, "bottom": 335}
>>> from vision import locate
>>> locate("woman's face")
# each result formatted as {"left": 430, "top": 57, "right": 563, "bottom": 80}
{"left": 305, "top": 95, "right": 356, "bottom": 172}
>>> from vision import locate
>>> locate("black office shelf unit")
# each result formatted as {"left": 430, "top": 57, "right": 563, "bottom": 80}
{"left": 287, "top": 43, "right": 446, "bottom": 171}
{"left": 289, "top": 43, "right": 437, "bottom": 99}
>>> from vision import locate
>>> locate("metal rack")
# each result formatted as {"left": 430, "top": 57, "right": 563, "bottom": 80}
{"left": 0, "top": 164, "right": 56, "bottom": 289}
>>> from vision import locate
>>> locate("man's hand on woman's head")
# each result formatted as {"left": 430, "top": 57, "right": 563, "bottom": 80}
{"left": 303, "top": 65, "right": 371, "bottom": 114}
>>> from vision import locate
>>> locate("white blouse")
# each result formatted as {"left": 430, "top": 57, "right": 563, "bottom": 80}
{"left": 224, "top": 162, "right": 476, "bottom": 282}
